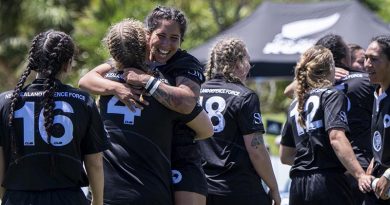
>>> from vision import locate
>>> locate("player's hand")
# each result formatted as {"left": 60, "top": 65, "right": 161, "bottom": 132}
{"left": 269, "top": 188, "right": 281, "bottom": 205}
{"left": 114, "top": 83, "right": 148, "bottom": 111}
{"left": 335, "top": 67, "right": 349, "bottom": 81}
{"left": 375, "top": 176, "right": 390, "bottom": 200}
{"left": 358, "top": 173, "right": 373, "bottom": 193}
{"left": 123, "top": 67, "right": 149, "bottom": 87}
{"left": 90, "top": 199, "right": 102, "bottom": 205}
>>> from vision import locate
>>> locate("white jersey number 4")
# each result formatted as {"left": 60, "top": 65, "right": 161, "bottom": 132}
{"left": 107, "top": 96, "right": 141, "bottom": 125}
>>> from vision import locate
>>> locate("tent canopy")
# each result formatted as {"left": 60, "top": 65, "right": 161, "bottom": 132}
{"left": 189, "top": 1, "right": 390, "bottom": 78}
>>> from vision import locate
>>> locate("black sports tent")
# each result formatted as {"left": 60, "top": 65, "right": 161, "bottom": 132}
{"left": 189, "top": 1, "right": 390, "bottom": 78}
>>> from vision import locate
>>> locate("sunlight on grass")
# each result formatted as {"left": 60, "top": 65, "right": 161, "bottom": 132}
{"left": 262, "top": 112, "right": 287, "bottom": 156}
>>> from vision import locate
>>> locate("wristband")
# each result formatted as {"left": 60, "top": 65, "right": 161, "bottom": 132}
{"left": 145, "top": 78, "right": 158, "bottom": 94}
{"left": 149, "top": 80, "right": 161, "bottom": 95}
{"left": 383, "top": 168, "right": 390, "bottom": 180}
{"left": 145, "top": 76, "right": 155, "bottom": 90}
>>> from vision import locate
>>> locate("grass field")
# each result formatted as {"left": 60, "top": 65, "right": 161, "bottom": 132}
{"left": 262, "top": 112, "right": 287, "bottom": 156}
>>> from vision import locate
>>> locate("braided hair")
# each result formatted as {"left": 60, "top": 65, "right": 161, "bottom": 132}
{"left": 205, "top": 37, "right": 247, "bottom": 84}
{"left": 105, "top": 18, "right": 148, "bottom": 71}
{"left": 295, "top": 45, "right": 334, "bottom": 127}
{"left": 145, "top": 5, "right": 187, "bottom": 42}
{"left": 8, "top": 30, "right": 74, "bottom": 162}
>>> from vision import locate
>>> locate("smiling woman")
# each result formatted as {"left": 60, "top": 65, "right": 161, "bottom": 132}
{"left": 365, "top": 37, "right": 390, "bottom": 88}
{"left": 147, "top": 19, "right": 181, "bottom": 63}
{"left": 364, "top": 35, "right": 390, "bottom": 203}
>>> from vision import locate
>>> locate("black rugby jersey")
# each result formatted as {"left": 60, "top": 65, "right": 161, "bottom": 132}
{"left": 371, "top": 88, "right": 390, "bottom": 170}
{"left": 0, "top": 79, "right": 108, "bottom": 190}
{"left": 154, "top": 49, "right": 205, "bottom": 161}
{"left": 335, "top": 71, "right": 374, "bottom": 168}
{"left": 281, "top": 88, "right": 349, "bottom": 176}
{"left": 198, "top": 77, "right": 265, "bottom": 195}
{"left": 99, "top": 69, "right": 199, "bottom": 204}
{"left": 156, "top": 49, "right": 205, "bottom": 85}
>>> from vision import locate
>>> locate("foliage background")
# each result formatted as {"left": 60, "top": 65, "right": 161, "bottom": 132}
{"left": 0, "top": 0, "right": 388, "bottom": 141}
{"left": 2, "top": 0, "right": 388, "bottom": 92}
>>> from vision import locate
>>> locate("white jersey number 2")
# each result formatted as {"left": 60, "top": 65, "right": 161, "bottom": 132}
{"left": 290, "top": 96, "right": 323, "bottom": 136}
{"left": 14, "top": 101, "right": 74, "bottom": 146}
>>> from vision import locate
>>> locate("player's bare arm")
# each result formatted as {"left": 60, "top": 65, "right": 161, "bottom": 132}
{"left": 85, "top": 152, "right": 104, "bottom": 205}
{"left": 280, "top": 145, "right": 296, "bottom": 166}
{"left": 250, "top": 134, "right": 264, "bottom": 148}
{"left": 152, "top": 76, "right": 199, "bottom": 114}
{"left": 123, "top": 68, "right": 200, "bottom": 114}
{"left": 78, "top": 63, "right": 147, "bottom": 111}
{"left": 244, "top": 133, "right": 281, "bottom": 205}
{"left": 329, "top": 128, "right": 373, "bottom": 192}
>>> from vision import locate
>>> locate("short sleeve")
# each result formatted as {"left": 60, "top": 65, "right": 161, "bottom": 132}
{"left": 0, "top": 92, "right": 10, "bottom": 147}
{"left": 0, "top": 103, "right": 4, "bottom": 147}
{"left": 236, "top": 92, "right": 265, "bottom": 135}
{"left": 81, "top": 97, "right": 110, "bottom": 155}
{"left": 172, "top": 69, "right": 205, "bottom": 85}
{"left": 323, "top": 90, "right": 349, "bottom": 132}
{"left": 166, "top": 55, "right": 205, "bottom": 85}
{"left": 280, "top": 120, "right": 295, "bottom": 148}
{"left": 178, "top": 103, "right": 204, "bottom": 124}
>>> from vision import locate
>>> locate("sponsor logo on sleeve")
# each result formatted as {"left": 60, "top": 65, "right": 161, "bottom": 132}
{"left": 187, "top": 70, "right": 204, "bottom": 81}
{"left": 171, "top": 169, "right": 183, "bottom": 184}
{"left": 339, "top": 111, "right": 348, "bottom": 123}
{"left": 384, "top": 114, "right": 390, "bottom": 128}
{"left": 373, "top": 131, "right": 382, "bottom": 152}
{"left": 254, "top": 113, "right": 262, "bottom": 125}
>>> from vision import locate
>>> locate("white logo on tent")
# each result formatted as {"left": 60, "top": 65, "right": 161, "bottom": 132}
{"left": 263, "top": 13, "right": 340, "bottom": 55}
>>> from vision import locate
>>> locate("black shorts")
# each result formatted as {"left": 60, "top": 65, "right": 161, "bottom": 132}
{"left": 206, "top": 193, "right": 271, "bottom": 205}
{"left": 289, "top": 171, "right": 352, "bottom": 205}
{"left": 363, "top": 192, "right": 390, "bottom": 205}
{"left": 2, "top": 188, "right": 88, "bottom": 205}
{"left": 345, "top": 172, "right": 365, "bottom": 205}
{"left": 171, "top": 143, "right": 207, "bottom": 196}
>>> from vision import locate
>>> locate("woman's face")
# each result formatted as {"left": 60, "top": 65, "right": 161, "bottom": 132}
{"left": 148, "top": 19, "right": 181, "bottom": 64}
{"left": 365, "top": 41, "right": 390, "bottom": 87}
{"left": 351, "top": 48, "right": 365, "bottom": 72}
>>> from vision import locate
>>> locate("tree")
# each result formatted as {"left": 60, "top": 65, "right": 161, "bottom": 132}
{"left": 0, "top": 0, "right": 89, "bottom": 91}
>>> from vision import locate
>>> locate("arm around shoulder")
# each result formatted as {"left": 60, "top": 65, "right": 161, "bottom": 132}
{"left": 152, "top": 76, "right": 200, "bottom": 114}
{"left": 79, "top": 63, "right": 146, "bottom": 109}
{"left": 78, "top": 63, "right": 121, "bottom": 95}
